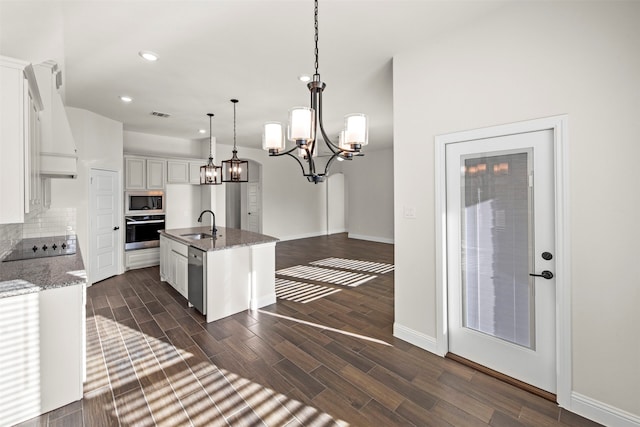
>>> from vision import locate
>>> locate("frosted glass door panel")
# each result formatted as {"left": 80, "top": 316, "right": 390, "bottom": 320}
{"left": 460, "top": 152, "right": 533, "bottom": 348}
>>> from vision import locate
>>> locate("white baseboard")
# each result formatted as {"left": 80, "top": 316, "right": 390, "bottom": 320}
{"left": 570, "top": 392, "right": 640, "bottom": 427}
{"left": 252, "top": 293, "right": 277, "bottom": 310}
{"left": 348, "top": 233, "right": 394, "bottom": 244}
{"left": 392, "top": 328, "right": 640, "bottom": 427}
{"left": 393, "top": 323, "right": 439, "bottom": 355}
{"left": 277, "top": 231, "right": 326, "bottom": 241}
{"left": 327, "top": 228, "right": 347, "bottom": 235}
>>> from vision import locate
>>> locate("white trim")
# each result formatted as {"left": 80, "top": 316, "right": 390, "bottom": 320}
{"left": 393, "top": 323, "right": 439, "bottom": 354}
{"left": 347, "top": 233, "right": 394, "bottom": 244}
{"left": 277, "top": 231, "right": 327, "bottom": 241}
{"left": 554, "top": 116, "right": 572, "bottom": 408}
{"left": 327, "top": 228, "right": 348, "bottom": 235}
{"left": 434, "top": 115, "right": 571, "bottom": 405}
{"left": 571, "top": 392, "right": 640, "bottom": 427}
{"left": 251, "top": 293, "right": 277, "bottom": 310}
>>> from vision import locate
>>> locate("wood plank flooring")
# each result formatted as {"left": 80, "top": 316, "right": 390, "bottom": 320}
{"left": 15, "top": 234, "right": 601, "bottom": 426}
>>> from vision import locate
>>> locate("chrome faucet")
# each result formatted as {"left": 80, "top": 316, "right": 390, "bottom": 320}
{"left": 197, "top": 210, "right": 217, "bottom": 235}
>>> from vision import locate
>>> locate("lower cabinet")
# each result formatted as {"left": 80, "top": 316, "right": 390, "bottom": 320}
{"left": 0, "top": 284, "right": 84, "bottom": 425}
{"left": 125, "top": 247, "right": 160, "bottom": 270}
{"left": 159, "top": 235, "right": 188, "bottom": 298}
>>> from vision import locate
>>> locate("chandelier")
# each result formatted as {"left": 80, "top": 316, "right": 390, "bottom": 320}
{"left": 262, "top": 0, "right": 368, "bottom": 184}
{"left": 200, "top": 113, "right": 222, "bottom": 185}
{"left": 222, "top": 99, "right": 249, "bottom": 182}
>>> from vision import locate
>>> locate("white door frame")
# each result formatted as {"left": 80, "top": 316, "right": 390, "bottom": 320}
{"left": 434, "top": 115, "right": 571, "bottom": 407}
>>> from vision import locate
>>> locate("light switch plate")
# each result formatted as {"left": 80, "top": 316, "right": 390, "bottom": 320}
{"left": 403, "top": 206, "right": 417, "bottom": 219}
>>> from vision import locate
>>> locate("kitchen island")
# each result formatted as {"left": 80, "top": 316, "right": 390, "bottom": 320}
{"left": 159, "top": 226, "right": 278, "bottom": 323}
{"left": 0, "top": 243, "right": 85, "bottom": 426}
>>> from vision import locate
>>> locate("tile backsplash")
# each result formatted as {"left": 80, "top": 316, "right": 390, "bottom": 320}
{"left": 0, "top": 208, "right": 77, "bottom": 258}
{"left": 22, "top": 207, "right": 77, "bottom": 238}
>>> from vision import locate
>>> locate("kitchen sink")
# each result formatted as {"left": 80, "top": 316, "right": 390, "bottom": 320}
{"left": 180, "top": 233, "right": 215, "bottom": 240}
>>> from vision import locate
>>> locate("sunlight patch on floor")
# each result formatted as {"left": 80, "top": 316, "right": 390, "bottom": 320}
{"left": 87, "top": 314, "right": 350, "bottom": 426}
{"left": 310, "top": 257, "right": 395, "bottom": 274}
{"left": 276, "top": 265, "right": 376, "bottom": 287}
{"left": 275, "top": 277, "right": 342, "bottom": 303}
{"left": 257, "top": 309, "right": 392, "bottom": 347}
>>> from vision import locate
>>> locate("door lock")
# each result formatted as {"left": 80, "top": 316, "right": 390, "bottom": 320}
{"left": 529, "top": 270, "right": 554, "bottom": 280}
{"left": 541, "top": 252, "right": 553, "bottom": 260}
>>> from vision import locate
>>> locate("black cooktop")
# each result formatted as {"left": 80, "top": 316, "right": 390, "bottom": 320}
{"left": 2, "top": 235, "right": 77, "bottom": 262}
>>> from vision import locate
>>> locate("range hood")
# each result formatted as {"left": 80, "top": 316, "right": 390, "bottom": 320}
{"left": 34, "top": 61, "right": 78, "bottom": 178}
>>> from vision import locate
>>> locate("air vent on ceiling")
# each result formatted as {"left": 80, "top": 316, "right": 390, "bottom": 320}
{"left": 151, "top": 111, "right": 171, "bottom": 118}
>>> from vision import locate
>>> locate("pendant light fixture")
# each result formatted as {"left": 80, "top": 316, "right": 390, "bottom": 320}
{"left": 200, "top": 113, "right": 222, "bottom": 185}
{"left": 222, "top": 99, "right": 249, "bottom": 182}
{"left": 262, "top": 0, "right": 368, "bottom": 184}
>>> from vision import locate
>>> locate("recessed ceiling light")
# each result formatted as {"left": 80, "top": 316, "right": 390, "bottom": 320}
{"left": 120, "top": 95, "right": 133, "bottom": 103}
{"left": 198, "top": 129, "right": 206, "bottom": 134}
{"left": 139, "top": 50, "right": 159, "bottom": 62}
{"left": 298, "top": 74, "right": 311, "bottom": 83}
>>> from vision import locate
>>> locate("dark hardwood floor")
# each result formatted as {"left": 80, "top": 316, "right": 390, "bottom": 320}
{"left": 16, "top": 234, "right": 600, "bottom": 426}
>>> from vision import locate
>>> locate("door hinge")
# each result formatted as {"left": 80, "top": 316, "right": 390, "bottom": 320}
{"left": 528, "top": 172, "right": 534, "bottom": 188}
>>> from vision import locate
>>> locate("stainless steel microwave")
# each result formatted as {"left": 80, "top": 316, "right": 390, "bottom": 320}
{"left": 125, "top": 191, "right": 164, "bottom": 215}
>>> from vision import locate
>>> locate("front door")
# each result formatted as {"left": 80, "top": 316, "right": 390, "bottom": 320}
{"left": 90, "top": 169, "right": 119, "bottom": 284}
{"left": 445, "top": 128, "right": 557, "bottom": 393}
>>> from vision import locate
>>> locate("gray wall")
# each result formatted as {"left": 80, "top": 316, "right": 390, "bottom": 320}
{"left": 344, "top": 147, "right": 394, "bottom": 243}
{"left": 393, "top": 1, "right": 639, "bottom": 421}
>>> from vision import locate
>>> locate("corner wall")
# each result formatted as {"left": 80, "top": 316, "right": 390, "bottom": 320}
{"left": 216, "top": 143, "right": 326, "bottom": 241}
{"left": 393, "top": 1, "right": 639, "bottom": 424}
{"left": 343, "top": 147, "right": 394, "bottom": 243}
{"left": 60, "top": 107, "right": 124, "bottom": 282}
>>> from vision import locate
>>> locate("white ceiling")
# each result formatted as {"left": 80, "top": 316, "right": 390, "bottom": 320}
{"left": 2, "top": 0, "right": 505, "bottom": 151}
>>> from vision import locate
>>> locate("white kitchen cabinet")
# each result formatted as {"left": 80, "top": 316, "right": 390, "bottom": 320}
{"left": 0, "top": 284, "right": 84, "bottom": 425}
{"left": 159, "top": 235, "right": 188, "bottom": 298}
{"left": 160, "top": 235, "right": 170, "bottom": 281}
{"left": 125, "top": 156, "right": 146, "bottom": 189}
{"left": 189, "top": 161, "right": 203, "bottom": 184}
{"left": 167, "top": 160, "right": 189, "bottom": 184}
{"left": 125, "top": 247, "right": 160, "bottom": 270}
{"left": 0, "top": 56, "right": 42, "bottom": 224}
{"left": 172, "top": 249, "right": 188, "bottom": 297}
{"left": 125, "top": 156, "right": 166, "bottom": 190}
{"left": 147, "top": 158, "right": 166, "bottom": 189}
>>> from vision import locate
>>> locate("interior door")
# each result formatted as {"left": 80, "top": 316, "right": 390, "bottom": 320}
{"left": 90, "top": 169, "right": 119, "bottom": 284}
{"left": 246, "top": 181, "right": 261, "bottom": 233}
{"left": 446, "top": 129, "right": 556, "bottom": 393}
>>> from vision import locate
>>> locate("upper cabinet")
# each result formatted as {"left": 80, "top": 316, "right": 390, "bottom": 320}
{"left": 146, "top": 159, "right": 165, "bottom": 189}
{"left": 189, "top": 161, "right": 203, "bottom": 184}
{"left": 125, "top": 154, "right": 205, "bottom": 189}
{"left": 0, "top": 56, "right": 43, "bottom": 224}
{"left": 125, "top": 157, "right": 146, "bottom": 189}
{"left": 167, "top": 160, "right": 189, "bottom": 184}
{"left": 125, "top": 156, "right": 166, "bottom": 190}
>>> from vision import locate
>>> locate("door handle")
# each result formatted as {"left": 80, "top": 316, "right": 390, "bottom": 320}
{"left": 113, "top": 226, "right": 120, "bottom": 231}
{"left": 530, "top": 270, "right": 553, "bottom": 280}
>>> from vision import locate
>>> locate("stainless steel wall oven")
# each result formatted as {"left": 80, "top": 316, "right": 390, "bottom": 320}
{"left": 125, "top": 215, "right": 165, "bottom": 250}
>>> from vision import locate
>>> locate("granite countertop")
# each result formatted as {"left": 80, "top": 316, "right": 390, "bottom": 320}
{"left": 0, "top": 246, "right": 86, "bottom": 299}
{"left": 160, "top": 226, "right": 279, "bottom": 252}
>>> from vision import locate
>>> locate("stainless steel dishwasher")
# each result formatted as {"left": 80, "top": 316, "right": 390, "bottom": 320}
{"left": 187, "top": 246, "right": 206, "bottom": 315}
